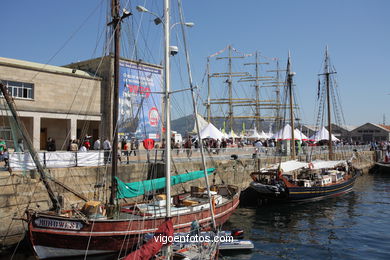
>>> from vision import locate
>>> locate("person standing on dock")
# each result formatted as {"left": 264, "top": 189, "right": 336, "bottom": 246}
{"left": 103, "top": 138, "right": 111, "bottom": 164}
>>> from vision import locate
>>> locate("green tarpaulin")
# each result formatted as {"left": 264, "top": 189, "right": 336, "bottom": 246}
{"left": 115, "top": 168, "right": 215, "bottom": 199}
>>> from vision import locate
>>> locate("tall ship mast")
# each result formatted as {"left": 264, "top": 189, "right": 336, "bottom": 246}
{"left": 205, "top": 46, "right": 286, "bottom": 133}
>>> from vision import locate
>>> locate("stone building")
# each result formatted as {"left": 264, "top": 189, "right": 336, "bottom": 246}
{"left": 0, "top": 55, "right": 162, "bottom": 150}
{"left": 0, "top": 57, "right": 101, "bottom": 150}
{"left": 350, "top": 123, "right": 390, "bottom": 143}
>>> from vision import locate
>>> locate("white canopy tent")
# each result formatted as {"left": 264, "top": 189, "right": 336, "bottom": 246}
{"left": 228, "top": 130, "right": 238, "bottom": 139}
{"left": 199, "top": 123, "right": 224, "bottom": 140}
{"left": 247, "top": 131, "right": 261, "bottom": 139}
{"left": 265, "top": 131, "right": 273, "bottom": 139}
{"left": 272, "top": 124, "right": 309, "bottom": 140}
{"left": 309, "top": 126, "right": 339, "bottom": 142}
{"left": 191, "top": 113, "right": 209, "bottom": 133}
{"left": 259, "top": 131, "right": 270, "bottom": 139}
{"left": 294, "top": 128, "right": 309, "bottom": 141}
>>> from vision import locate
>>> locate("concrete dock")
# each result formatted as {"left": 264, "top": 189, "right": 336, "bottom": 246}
{"left": 0, "top": 148, "right": 375, "bottom": 249}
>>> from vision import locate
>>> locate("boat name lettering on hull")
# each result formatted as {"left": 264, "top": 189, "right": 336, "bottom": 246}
{"left": 34, "top": 218, "right": 83, "bottom": 230}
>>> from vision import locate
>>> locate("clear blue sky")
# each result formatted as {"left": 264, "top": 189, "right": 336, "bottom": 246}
{"left": 2, "top": 0, "right": 389, "bottom": 127}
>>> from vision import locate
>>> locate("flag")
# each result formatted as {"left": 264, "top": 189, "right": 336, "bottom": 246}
{"left": 241, "top": 122, "right": 246, "bottom": 136}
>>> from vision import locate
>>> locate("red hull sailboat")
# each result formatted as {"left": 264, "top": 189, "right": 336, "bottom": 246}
{"left": 27, "top": 184, "right": 239, "bottom": 258}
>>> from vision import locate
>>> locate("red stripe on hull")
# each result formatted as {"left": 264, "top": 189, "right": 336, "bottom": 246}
{"left": 28, "top": 195, "right": 239, "bottom": 257}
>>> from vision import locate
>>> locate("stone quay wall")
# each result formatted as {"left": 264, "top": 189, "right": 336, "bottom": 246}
{"left": 0, "top": 150, "right": 375, "bottom": 249}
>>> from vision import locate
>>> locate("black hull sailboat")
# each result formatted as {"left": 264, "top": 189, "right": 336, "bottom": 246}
{"left": 250, "top": 48, "right": 358, "bottom": 203}
{"left": 250, "top": 161, "right": 359, "bottom": 203}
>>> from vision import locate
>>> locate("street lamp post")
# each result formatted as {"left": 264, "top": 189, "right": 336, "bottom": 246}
{"left": 136, "top": 5, "right": 195, "bottom": 256}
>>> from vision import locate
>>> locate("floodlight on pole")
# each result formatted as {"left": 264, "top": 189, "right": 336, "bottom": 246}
{"left": 170, "top": 22, "right": 195, "bottom": 30}
{"left": 136, "top": 5, "right": 148, "bottom": 13}
{"left": 136, "top": 5, "right": 162, "bottom": 25}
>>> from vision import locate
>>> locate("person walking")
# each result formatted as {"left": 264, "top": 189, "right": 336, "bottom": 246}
{"left": 134, "top": 139, "right": 139, "bottom": 155}
{"left": 103, "top": 138, "right": 111, "bottom": 165}
{"left": 46, "top": 137, "right": 56, "bottom": 151}
{"left": 129, "top": 139, "right": 136, "bottom": 156}
{"left": 17, "top": 139, "right": 24, "bottom": 152}
{"left": 94, "top": 138, "right": 101, "bottom": 150}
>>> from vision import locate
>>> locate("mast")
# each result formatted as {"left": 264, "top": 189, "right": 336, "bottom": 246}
{"left": 163, "top": 0, "right": 172, "bottom": 257}
{"left": 109, "top": 0, "right": 120, "bottom": 206}
{"left": 254, "top": 52, "right": 260, "bottom": 131}
{"left": 287, "top": 52, "right": 296, "bottom": 159}
{"left": 108, "top": 0, "right": 131, "bottom": 206}
{"left": 163, "top": 0, "right": 171, "bottom": 219}
{"left": 243, "top": 51, "right": 270, "bottom": 131}
{"left": 0, "top": 82, "right": 60, "bottom": 212}
{"left": 324, "top": 46, "right": 333, "bottom": 160}
{"left": 228, "top": 46, "right": 233, "bottom": 132}
{"left": 207, "top": 58, "right": 211, "bottom": 123}
{"left": 177, "top": 0, "right": 216, "bottom": 229}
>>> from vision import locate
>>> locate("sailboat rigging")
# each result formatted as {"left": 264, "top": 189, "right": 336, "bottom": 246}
{"left": 249, "top": 48, "right": 359, "bottom": 202}
{"left": 0, "top": 0, "right": 239, "bottom": 258}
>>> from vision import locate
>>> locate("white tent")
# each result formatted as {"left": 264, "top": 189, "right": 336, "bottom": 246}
{"left": 191, "top": 113, "right": 209, "bottom": 133}
{"left": 247, "top": 131, "right": 261, "bottom": 139}
{"left": 199, "top": 123, "right": 224, "bottom": 140}
{"left": 259, "top": 131, "right": 270, "bottom": 139}
{"left": 265, "top": 131, "right": 273, "bottom": 139}
{"left": 309, "top": 126, "right": 339, "bottom": 142}
{"left": 272, "top": 124, "right": 309, "bottom": 140}
{"left": 294, "top": 128, "right": 309, "bottom": 141}
{"left": 228, "top": 130, "right": 238, "bottom": 138}
{"left": 272, "top": 124, "right": 292, "bottom": 140}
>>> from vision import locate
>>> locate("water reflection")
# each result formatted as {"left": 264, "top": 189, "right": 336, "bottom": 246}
{"left": 223, "top": 173, "right": 390, "bottom": 259}
{"left": 6, "top": 174, "right": 390, "bottom": 260}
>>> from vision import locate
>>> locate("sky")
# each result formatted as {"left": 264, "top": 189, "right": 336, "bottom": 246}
{"left": 1, "top": 0, "right": 389, "bottom": 128}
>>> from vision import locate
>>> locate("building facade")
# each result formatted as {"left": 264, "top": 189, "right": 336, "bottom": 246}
{"left": 1, "top": 56, "right": 162, "bottom": 150}
{"left": 0, "top": 57, "right": 102, "bottom": 150}
{"left": 350, "top": 123, "right": 390, "bottom": 143}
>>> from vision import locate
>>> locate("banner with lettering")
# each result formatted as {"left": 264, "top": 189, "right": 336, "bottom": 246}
{"left": 119, "top": 60, "right": 162, "bottom": 141}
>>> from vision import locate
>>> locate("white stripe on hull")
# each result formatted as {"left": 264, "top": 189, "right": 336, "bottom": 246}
{"left": 34, "top": 245, "right": 115, "bottom": 259}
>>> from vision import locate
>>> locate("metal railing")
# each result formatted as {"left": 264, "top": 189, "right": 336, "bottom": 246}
{"left": 8, "top": 144, "right": 371, "bottom": 171}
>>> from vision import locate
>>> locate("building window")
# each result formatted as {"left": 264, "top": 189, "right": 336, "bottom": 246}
{"left": 1, "top": 80, "right": 34, "bottom": 100}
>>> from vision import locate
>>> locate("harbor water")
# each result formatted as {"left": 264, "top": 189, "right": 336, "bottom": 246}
{"left": 223, "top": 170, "right": 390, "bottom": 259}
{"left": 4, "top": 170, "right": 390, "bottom": 260}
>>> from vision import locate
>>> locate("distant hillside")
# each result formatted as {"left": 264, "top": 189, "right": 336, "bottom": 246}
{"left": 171, "top": 114, "right": 273, "bottom": 136}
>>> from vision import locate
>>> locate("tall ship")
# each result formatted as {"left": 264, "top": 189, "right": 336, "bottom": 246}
{"left": 249, "top": 48, "right": 359, "bottom": 202}
{"left": 204, "top": 45, "right": 286, "bottom": 135}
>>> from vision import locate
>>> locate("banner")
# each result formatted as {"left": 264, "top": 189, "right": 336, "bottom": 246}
{"left": 119, "top": 60, "right": 162, "bottom": 141}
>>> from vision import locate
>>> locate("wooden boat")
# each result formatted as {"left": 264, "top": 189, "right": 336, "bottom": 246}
{"left": 250, "top": 160, "right": 358, "bottom": 202}
{"left": 26, "top": 183, "right": 239, "bottom": 258}
{"left": 0, "top": 1, "right": 240, "bottom": 259}
{"left": 250, "top": 47, "right": 358, "bottom": 203}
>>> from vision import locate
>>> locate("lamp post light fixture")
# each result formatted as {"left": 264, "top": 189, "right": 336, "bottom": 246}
{"left": 136, "top": 5, "right": 162, "bottom": 25}
{"left": 170, "top": 22, "right": 195, "bottom": 29}
{"left": 136, "top": 5, "right": 194, "bottom": 28}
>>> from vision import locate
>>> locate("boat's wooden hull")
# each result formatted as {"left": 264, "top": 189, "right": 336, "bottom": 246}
{"left": 286, "top": 176, "right": 356, "bottom": 202}
{"left": 28, "top": 188, "right": 240, "bottom": 259}
{"left": 250, "top": 176, "right": 356, "bottom": 203}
